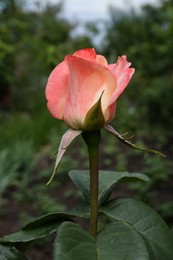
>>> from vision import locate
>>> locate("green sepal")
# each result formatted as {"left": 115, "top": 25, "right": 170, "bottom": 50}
{"left": 105, "top": 125, "right": 166, "bottom": 157}
{"left": 83, "top": 93, "right": 105, "bottom": 131}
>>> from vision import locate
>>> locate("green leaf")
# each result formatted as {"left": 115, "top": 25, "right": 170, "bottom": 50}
{"left": 0, "top": 244, "right": 27, "bottom": 259}
{"left": 0, "top": 212, "right": 75, "bottom": 244}
{"left": 0, "top": 221, "right": 60, "bottom": 245}
{"left": 53, "top": 222, "right": 97, "bottom": 260}
{"left": 22, "top": 212, "right": 75, "bottom": 230}
{"left": 53, "top": 221, "right": 151, "bottom": 260}
{"left": 97, "top": 221, "right": 150, "bottom": 260}
{"left": 100, "top": 198, "right": 173, "bottom": 259}
{"left": 67, "top": 203, "right": 90, "bottom": 219}
{"left": 69, "top": 170, "right": 149, "bottom": 204}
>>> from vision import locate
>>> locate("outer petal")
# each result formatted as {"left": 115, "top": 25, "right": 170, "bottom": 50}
{"left": 45, "top": 60, "right": 69, "bottom": 119}
{"left": 73, "top": 48, "right": 108, "bottom": 67}
{"left": 47, "top": 129, "right": 82, "bottom": 184}
{"left": 109, "top": 56, "right": 135, "bottom": 104}
{"left": 73, "top": 48, "right": 96, "bottom": 60}
{"left": 63, "top": 56, "right": 116, "bottom": 129}
{"left": 105, "top": 102, "right": 116, "bottom": 123}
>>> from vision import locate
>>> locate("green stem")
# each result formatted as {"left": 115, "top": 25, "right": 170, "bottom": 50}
{"left": 82, "top": 131, "right": 101, "bottom": 238}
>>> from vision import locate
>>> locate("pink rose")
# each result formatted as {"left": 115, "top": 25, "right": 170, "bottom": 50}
{"left": 45, "top": 48, "right": 135, "bottom": 183}
{"left": 45, "top": 48, "right": 162, "bottom": 184}
{"left": 45, "top": 48, "right": 134, "bottom": 131}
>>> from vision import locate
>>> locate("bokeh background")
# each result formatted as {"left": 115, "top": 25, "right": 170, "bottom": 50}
{"left": 0, "top": 0, "right": 173, "bottom": 258}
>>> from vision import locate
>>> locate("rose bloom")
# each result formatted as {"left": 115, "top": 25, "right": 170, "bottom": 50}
{"left": 45, "top": 48, "right": 134, "bottom": 131}
{"left": 45, "top": 49, "right": 163, "bottom": 183}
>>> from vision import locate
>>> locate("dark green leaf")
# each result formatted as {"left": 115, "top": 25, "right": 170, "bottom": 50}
{"left": 0, "top": 244, "right": 27, "bottom": 260}
{"left": 0, "top": 212, "right": 75, "bottom": 244}
{"left": 97, "top": 221, "right": 150, "bottom": 259}
{"left": 53, "top": 222, "right": 96, "bottom": 260}
{"left": 22, "top": 212, "right": 75, "bottom": 230}
{"left": 0, "top": 222, "right": 60, "bottom": 245}
{"left": 53, "top": 221, "right": 151, "bottom": 259}
{"left": 100, "top": 198, "right": 173, "bottom": 259}
{"left": 67, "top": 203, "right": 90, "bottom": 219}
{"left": 69, "top": 170, "right": 149, "bottom": 204}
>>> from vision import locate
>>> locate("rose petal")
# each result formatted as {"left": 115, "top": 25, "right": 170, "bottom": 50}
{"left": 45, "top": 60, "right": 69, "bottom": 119}
{"left": 73, "top": 48, "right": 96, "bottom": 60}
{"left": 96, "top": 54, "right": 108, "bottom": 67}
{"left": 105, "top": 102, "right": 116, "bottom": 123}
{"left": 63, "top": 56, "right": 116, "bottom": 129}
{"left": 73, "top": 48, "right": 108, "bottom": 67}
{"left": 109, "top": 55, "right": 135, "bottom": 104}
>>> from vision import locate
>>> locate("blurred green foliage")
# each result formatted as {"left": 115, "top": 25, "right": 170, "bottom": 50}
{"left": 0, "top": 139, "right": 36, "bottom": 194}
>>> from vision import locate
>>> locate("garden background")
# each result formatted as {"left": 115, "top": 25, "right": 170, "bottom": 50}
{"left": 0, "top": 0, "right": 173, "bottom": 258}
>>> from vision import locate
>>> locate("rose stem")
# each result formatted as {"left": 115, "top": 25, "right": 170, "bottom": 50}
{"left": 82, "top": 130, "right": 101, "bottom": 238}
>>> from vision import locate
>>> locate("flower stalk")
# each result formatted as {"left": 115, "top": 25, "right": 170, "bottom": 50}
{"left": 82, "top": 130, "right": 101, "bottom": 238}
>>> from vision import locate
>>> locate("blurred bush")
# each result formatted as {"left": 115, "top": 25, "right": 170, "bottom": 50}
{"left": 0, "top": 139, "right": 35, "bottom": 194}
